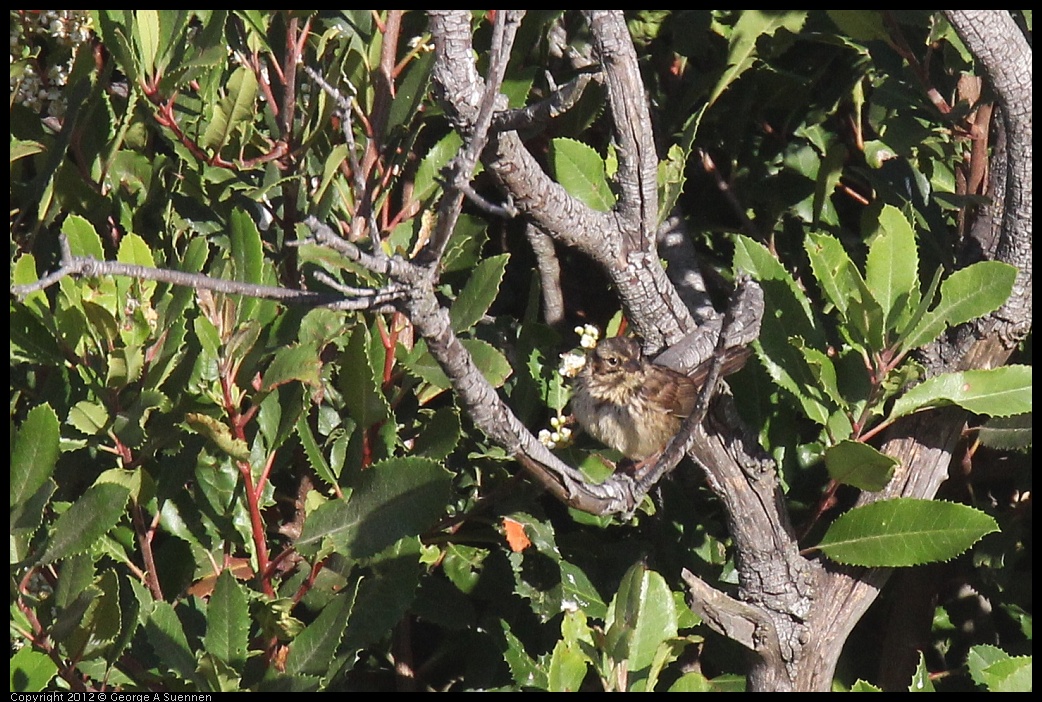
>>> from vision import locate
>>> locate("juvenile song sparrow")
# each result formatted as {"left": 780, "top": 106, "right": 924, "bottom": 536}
{"left": 571, "top": 336, "right": 750, "bottom": 461}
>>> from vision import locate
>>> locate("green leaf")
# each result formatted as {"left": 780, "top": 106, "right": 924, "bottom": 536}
{"left": 657, "top": 143, "right": 687, "bottom": 226}
{"left": 450, "top": 254, "right": 509, "bottom": 333}
{"left": 501, "top": 620, "right": 548, "bottom": 689}
{"left": 604, "top": 564, "right": 678, "bottom": 674}
{"left": 548, "top": 636, "right": 590, "bottom": 692}
{"left": 206, "top": 570, "right": 250, "bottom": 670}
{"left": 10, "top": 645, "right": 58, "bottom": 692}
{"left": 62, "top": 214, "right": 105, "bottom": 259}
{"left": 135, "top": 10, "right": 161, "bottom": 76}
{"left": 145, "top": 601, "right": 199, "bottom": 685}
{"left": 339, "top": 538, "right": 422, "bottom": 654}
{"left": 708, "top": 10, "right": 808, "bottom": 107}
{"left": 865, "top": 205, "right": 918, "bottom": 335}
{"left": 549, "top": 137, "right": 616, "bottom": 212}
{"left": 827, "top": 10, "right": 890, "bottom": 41}
{"left": 11, "top": 404, "right": 60, "bottom": 509}
{"left": 966, "top": 644, "right": 1032, "bottom": 692}
{"left": 185, "top": 412, "right": 251, "bottom": 461}
{"left": 387, "top": 50, "right": 433, "bottom": 132}
{"left": 734, "top": 235, "right": 830, "bottom": 423}
{"left": 805, "top": 231, "right": 861, "bottom": 321}
{"left": 201, "top": 65, "right": 258, "bottom": 152}
{"left": 889, "top": 365, "right": 1031, "bottom": 420}
{"left": 977, "top": 414, "right": 1032, "bottom": 453}
{"left": 229, "top": 207, "right": 265, "bottom": 321}
{"left": 340, "top": 326, "right": 390, "bottom": 429}
{"left": 411, "top": 408, "right": 461, "bottom": 461}
{"left": 824, "top": 440, "right": 897, "bottom": 491}
{"left": 262, "top": 344, "right": 323, "bottom": 392}
{"left": 816, "top": 498, "right": 999, "bottom": 567}
{"left": 900, "top": 261, "right": 1017, "bottom": 352}
{"left": 464, "top": 338, "right": 513, "bottom": 388}
{"left": 908, "top": 651, "right": 936, "bottom": 692}
{"left": 296, "top": 414, "right": 339, "bottom": 487}
{"left": 414, "top": 131, "right": 463, "bottom": 203}
{"left": 295, "top": 457, "right": 451, "bottom": 560}
{"left": 284, "top": 585, "right": 358, "bottom": 677}
{"left": 40, "top": 483, "right": 131, "bottom": 564}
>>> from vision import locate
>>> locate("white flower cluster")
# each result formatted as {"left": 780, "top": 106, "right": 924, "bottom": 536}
{"left": 557, "top": 324, "right": 600, "bottom": 379}
{"left": 10, "top": 10, "right": 94, "bottom": 118}
{"left": 538, "top": 415, "right": 573, "bottom": 450}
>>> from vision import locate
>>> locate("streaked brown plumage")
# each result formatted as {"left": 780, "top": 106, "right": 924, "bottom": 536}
{"left": 571, "top": 336, "right": 749, "bottom": 461}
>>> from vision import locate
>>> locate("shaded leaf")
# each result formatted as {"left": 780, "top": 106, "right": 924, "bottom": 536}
{"left": 284, "top": 585, "right": 358, "bottom": 676}
{"left": 206, "top": 570, "right": 250, "bottom": 670}
{"left": 295, "top": 457, "right": 451, "bottom": 560}
{"left": 824, "top": 440, "right": 897, "bottom": 491}
{"left": 145, "top": 601, "right": 199, "bottom": 685}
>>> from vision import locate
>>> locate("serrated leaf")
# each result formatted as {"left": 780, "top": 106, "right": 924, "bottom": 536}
{"left": 865, "top": 205, "right": 918, "bottom": 334}
{"left": 262, "top": 344, "right": 323, "bottom": 392}
{"left": 11, "top": 404, "right": 60, "bottom": 509}
{"left": 62, "top": 214, "right": 104, "bottom": 259}
{"left": 734, "top": 235, "right": 830, "bottom": 424}
{"left": 658, "top": 143, "right": 687, "bottom": 226}
{"left": 889, "top": 365, "right": 1031, "bottom": 421}
{"left": 900, "top": 261, "right": 1017, "bottom": 352}
{"left": 185, "top": 413, "right": 251, "bottom": 461}
{"left": 824, "top": 440, "right": 897, "bottom": 491}
{"left": 284, "top": 585, "right": 358, "bottom": 677}
{"left": 549, "top": 137, "right": 616, "bottom": 212}
{"left": 708, "top": 10, "right": 808, "bottom": 107}
{"left": 414, "top": 131, "right": 463, "bottom": 203}
{"left": 412, "top": 408, "right": 460, "bottom": 461}
{"left": 340, "top": 538, "right": 422, "bottom": 654}
{"left": 805, "top": 231, "right": 861, "bottom": 320}
{"left": 464, "top": 338, "right": 513, "bottom": 388}
{"left": 908, "top": 651, "right": 935, "bottom": 691}
{"left": 116, "top": 232, "right": 157, "bottom": 304}
{"left": 341, "top": 326, "right": 390, "bottom": 429}
{"left": 977, "top": 414, "right": 1032, "bottom": 452}
{"left": 40, "top": 483, "right": 130, "bottom": 564}
{"left": 295, "top": 457, "right": 451, "bottom": 560}
{"left": 206, "top": 570, "right": 249, "bottom": 670}
{"left": 145, "top": 601, "right": 198, "bottom": 684}
{"left": 296, "top": 414, "right": 339, "bottom": 487}
{"left": 966, "top": 644, "right": 1032, "bottom": 692}
{"left": 449, "top": 254, "right": 509, "bottom": 333}
{"left": 67, "top": 401, "right": 109, "bottom": 436}
{"left": 816, "top": 498, "right": 999, "bottom": 567}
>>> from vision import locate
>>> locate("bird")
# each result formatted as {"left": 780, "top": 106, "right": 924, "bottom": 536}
{"left": 570, "top": 336, "right": 750, "bottom": 462}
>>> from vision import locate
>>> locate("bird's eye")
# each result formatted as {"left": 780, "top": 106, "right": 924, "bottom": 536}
{"left": 606, "top": 356, "right": 619, "bottom": 366}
